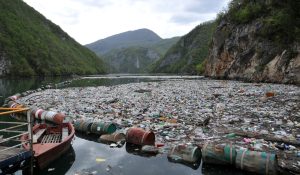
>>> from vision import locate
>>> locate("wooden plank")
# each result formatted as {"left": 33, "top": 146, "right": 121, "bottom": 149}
{"left": 33, "top": 128, "right": 46, "bottom": 143}
{"left": 62, "top": 127, "right": 68, "bottom": 141}
{"left": 0, "top": 146, "right": 25, "bottom": 161}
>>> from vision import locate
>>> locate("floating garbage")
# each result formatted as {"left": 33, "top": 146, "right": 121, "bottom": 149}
{"left": 12, "top": 78, "right": 300, "bottom": 174}
{"left": 141, "top": 145, "right": 159, "bottom": 154}
{"left": 99, "top": 133, "right": 125, "bottom": 143}
{"left": 125, "top": 143, "right": 156, "bottom": 157}
{"left": 5, "top": 93, "right": 21, "bottom": 103}
{"left": 235, "top": 150, "right": 277, "bottom": 175}
{"left": 126, "top": 128, "right": 155, "bottom": 146}
{"left": 265, "top": 92, "right": 275, "bottom": 97}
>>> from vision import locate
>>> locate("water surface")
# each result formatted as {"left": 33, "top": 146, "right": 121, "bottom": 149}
{"left": 0, "top": 75, "right": 249, "bottom": 175}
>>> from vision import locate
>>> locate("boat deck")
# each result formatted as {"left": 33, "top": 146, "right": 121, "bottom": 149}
{"left": 41, "top": 134, "right": 61, "bottom": 143}
{"left": 0, "top": 146, "right": 32, "bottom": 174}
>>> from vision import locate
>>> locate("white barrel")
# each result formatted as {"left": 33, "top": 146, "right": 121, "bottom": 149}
{"left": 44, "top": 111, "right": 57, "bottom": 121}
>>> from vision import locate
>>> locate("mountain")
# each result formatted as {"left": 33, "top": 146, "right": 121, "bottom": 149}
{"left": 86, "top": 29, "right": 180, "bottom": 73}
{"left": 86, "top": 29, "right": 162, "bottom": 55}
{"left": 0, "top": 0, "right": 106, "bottom": 77}
{"left": 205, "top": 0, "right": 300, "bottom": 84}
{"left": 151, "top": 21, "right": 216, "bottom": 74}
{"left": 103, "top": 46, "right": 160, "bottom": 73}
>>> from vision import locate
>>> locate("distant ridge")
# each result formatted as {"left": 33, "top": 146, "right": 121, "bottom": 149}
{"left": 86, "top": 29, "right": 180, "bottom": 73}
{"left": 86, "top": 28, "right": 162, "bottom": 55}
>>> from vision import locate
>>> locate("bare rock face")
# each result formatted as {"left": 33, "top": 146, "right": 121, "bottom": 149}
{"left": 205, "top": 20, "right": 300, "bottom": 84}
{"left": 0, "top": 52, "right": 10, "bottom": 76}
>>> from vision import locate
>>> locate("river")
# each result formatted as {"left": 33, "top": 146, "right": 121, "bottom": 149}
{"left": 0, "top": 75, "right": 248, "bottom": 175}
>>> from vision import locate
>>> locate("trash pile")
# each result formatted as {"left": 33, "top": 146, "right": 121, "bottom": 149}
{"left": 10, "top": 79, "right": 300, "bottom": 174}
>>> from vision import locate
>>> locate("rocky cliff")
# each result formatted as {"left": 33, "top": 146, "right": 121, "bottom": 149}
{"left": 152, "top": 21, "right": 215, "bottom": 74}
{"left": 205, "top": 0, "right": 300, "bottom": 84}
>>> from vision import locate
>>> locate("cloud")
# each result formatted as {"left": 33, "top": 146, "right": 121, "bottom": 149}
{"left": 23, "top": 0, "right": 230, "bottom": 44}
{"left": 185, "top": 0, "right": 230, "bottom": 13}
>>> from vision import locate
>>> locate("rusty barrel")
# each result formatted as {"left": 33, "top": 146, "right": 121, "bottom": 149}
{"left": 4, "top": 93, "right": 21, "bottom": 104}
{"left": 74, "top": 120, "right": 93, "bottom": 133}
{"left": 168, "top": 144, "right": 201, "bottom": 163}
{"left": 99, "top": 133, "right": 126, "bottom": 143}
{"left": 7, "top": 93, "right": 21, "bottom": 101}
{"left": 126, "top": 128, "right": 155, "bottom": 146}
{"left": 235, "top": 150, "right": 277, "bottom": 175}
{"left": 53, "top": 113, "right": 65, "bottom": 124}
{"left": 90, "top": 122, "right": 116, "bottom": 135}
{"left": 44, "top": 111, "right": 65, "bottom": 124}
{"left": 32, "top": 108, "right": 44, "bottom": 120}
{"left": 7, "top": 101, "right": 26, "bottom": 117}
{"left": 202, "top": 143, "right": 236, "bottom": 165}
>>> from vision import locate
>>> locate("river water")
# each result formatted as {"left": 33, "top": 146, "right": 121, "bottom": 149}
{"left": 0, "top": 75, "right": 249, "bottom": 175}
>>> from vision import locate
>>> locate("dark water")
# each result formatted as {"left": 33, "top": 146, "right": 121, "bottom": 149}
{"left": 0, "top": 76, "right": 249, "bottom": 175}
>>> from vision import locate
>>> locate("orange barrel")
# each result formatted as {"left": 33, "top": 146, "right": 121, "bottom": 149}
{"left": 126, "top": 128, "right": 155, "bottom": 146}
{"left": 99, "top": 133, "right": 126, "bottom": 143}
{"left": 168, "top": 144, "right": 201, "bottom": 163}
{"left": 90, "top": 122, "right": 116, "bottom": 135}
{"left": 52, "top": 113, "right": 65, "bottom": 124}
{"left": 265, "top": 92, "right": 275, "bottom": 97}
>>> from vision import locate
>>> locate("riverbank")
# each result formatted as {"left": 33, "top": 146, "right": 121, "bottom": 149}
{"left": 18, "top": 79, "right": 300, "bottom": 173}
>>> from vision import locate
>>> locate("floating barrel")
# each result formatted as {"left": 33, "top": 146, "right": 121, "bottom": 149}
{"left": 44, "top": 111, "right": 57, "bottom": 121}
{"left": 7, "top": 101, "right": 26, "bottom": 117}
{"left": 126, "top": 128, "right": 155, "bottom": 146}
{"left": 4, "top": 93, "right": 21, "bottom": 104}
{"left": 53, "top": 113, "right": 65, "bottom": 124}
{"left": 90, "top": 122, "right": 116, "bottom": 135}
{"left": 99, "top": 133, "right": 125, "bottom": 143}
{"left": 74, "top": 120, "right": 93, "bottom": 133}
{"left": 33, "top": 109, "right": 44, "bottom": 120}
{"left": 168, "top": 144, "right": 201, "bottom": 163}
{"left": 202, "top": 143, "right": 236, "bottom": 165}
{"left": 235, "top": 150, "right": 277, "bottom": 175}
{"left": 8, "top": 93, "right": 21, "bottom": 101}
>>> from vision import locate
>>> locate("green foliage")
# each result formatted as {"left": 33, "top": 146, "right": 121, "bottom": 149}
{"left": 195, "top": 60, "right": 207, "bottom": 75}
{"left": 227, "top": 0, "right": 265, "bottom": 24}
{"left": 0, "top": 0, "right": 106, "bottom": 77}
{"left": 151, "top": 21, "right": 216, "bottom": 74}
{"left": 224, "top": 0, "right": 299, "bottom": 43}
{"left": 103, "top": 46, "right": 161, "bottom": 73}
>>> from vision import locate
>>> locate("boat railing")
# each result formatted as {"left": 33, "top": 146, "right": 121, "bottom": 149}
{"left": 0, "top": 107, "right": 33, "bottom": 174}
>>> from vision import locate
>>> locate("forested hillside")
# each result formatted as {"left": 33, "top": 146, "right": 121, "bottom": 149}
{"left": 0, "top": 0, "right": 106, "bottom": 77}
{"left": 151, "top": 21, "right": 216, "bottom": 74}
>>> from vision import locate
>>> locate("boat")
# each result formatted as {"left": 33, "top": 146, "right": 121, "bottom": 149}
{"left": 20, "top": 122, "right": 75, "bottom": 169}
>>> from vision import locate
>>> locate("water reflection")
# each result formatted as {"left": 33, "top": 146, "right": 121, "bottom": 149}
{"left": 167, "top": 156, "right": 201, "bottom": 170}
{"left": 125, "top": 143, "right": 157, "bottom": 158}
{"left": 0, "top": 75, "right": 250, "bottom": 175}
{"left": 0, "top": 76, "right": 71, "bottom": 105}
{"left": 32, "top": 146, "right": 76, "bottom": 175}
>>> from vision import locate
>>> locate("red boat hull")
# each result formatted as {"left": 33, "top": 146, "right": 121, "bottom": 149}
{"left": 21, "top": 122, "right": 75, "bottom": 169}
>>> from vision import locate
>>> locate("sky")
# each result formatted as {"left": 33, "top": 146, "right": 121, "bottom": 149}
{"left": 23, "top": 0, "right": 230, "bottom": 45}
